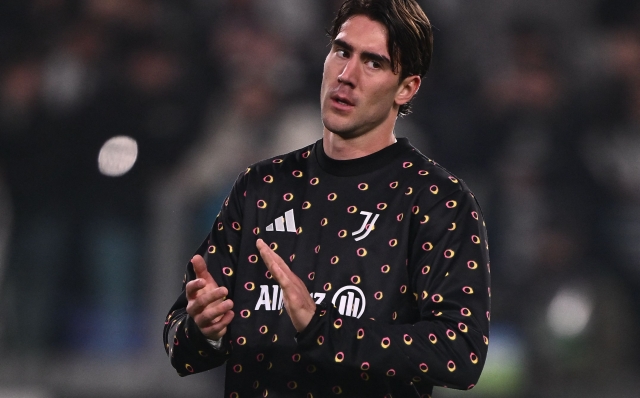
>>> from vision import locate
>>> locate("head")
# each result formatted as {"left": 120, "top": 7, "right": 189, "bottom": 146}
{"left": 320, "top": 0, "right": 433, "bottom": 139}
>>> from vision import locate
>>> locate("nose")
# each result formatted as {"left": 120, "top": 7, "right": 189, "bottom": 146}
{"left": 337, "top": 57, "right": 358, "bottom": 87}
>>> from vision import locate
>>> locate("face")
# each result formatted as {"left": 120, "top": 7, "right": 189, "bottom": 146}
{"left": 320, "top": 15, "right": 418, "bottom": 139}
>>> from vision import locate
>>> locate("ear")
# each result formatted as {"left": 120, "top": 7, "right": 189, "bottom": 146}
{"left": 395, "top": 75, "right": 421, "bottom": 107}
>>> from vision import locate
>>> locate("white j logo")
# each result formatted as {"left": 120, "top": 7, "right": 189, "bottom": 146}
{"left": 352, "top": 211, "right": 379, "bottom": 241}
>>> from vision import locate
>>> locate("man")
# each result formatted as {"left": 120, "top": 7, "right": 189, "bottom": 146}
{"left": 163, "top": 1, "right": 490, "bottom": 397}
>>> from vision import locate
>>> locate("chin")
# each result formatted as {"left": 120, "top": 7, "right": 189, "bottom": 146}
{"left": 322, "top": 114, "right": 360, "bottom": 139}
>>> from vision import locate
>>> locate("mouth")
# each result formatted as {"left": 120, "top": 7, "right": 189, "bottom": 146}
{"left": 330, "top": 93, "right": 355, "bottom": 110}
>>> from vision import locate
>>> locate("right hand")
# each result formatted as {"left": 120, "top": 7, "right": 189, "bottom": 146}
{"left": 185, "top": 254, "right": 234, "bottom": 341}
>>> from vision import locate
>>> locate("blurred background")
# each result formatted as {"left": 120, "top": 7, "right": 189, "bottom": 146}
{"left": 1, "top": 0, "right": 639, "bottom": 397}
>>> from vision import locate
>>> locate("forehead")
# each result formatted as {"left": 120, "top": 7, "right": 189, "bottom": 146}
{"left": 336, "top": 15, "right": 390, "bottom": 57}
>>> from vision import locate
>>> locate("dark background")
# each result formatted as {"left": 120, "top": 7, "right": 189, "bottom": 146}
{"left": 1, "top": 0, "right": 639, "bottom": 397}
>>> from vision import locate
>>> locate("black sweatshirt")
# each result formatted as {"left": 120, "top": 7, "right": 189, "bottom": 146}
{"left": 164, "top": 138, "right": 491, "bottom": 398}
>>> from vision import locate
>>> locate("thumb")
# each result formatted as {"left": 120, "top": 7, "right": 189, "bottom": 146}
{"left": 192, "top": 254, "right": 218, "bottom": 288}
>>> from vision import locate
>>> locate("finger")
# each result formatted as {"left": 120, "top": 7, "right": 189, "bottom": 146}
{"left": 199, "top": 299, "right": 234, "bottom": 325}
{"left": 192, "top": 255, "right": 218, "bottom": 288}
{"left": 256, "top": 239, "right": 291, "bottom": 287}
{"left": 187, "top": 286, "right": 228, "bottom": 316}
{"left": 201, "top": 310, "right": 235, "bottom": 339}
{"left": 185, "top": 278, "right": 206, "bottom": 301}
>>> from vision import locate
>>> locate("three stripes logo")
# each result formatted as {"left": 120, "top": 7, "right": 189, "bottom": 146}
{"left": 266, "top": 209, "right": 297, "bottom": 233}
{"left": 352, "top": 211, "right": 380, "bottom": 241}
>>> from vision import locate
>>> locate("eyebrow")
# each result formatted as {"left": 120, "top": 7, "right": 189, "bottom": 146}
{"left": 333, "top": 38, "right": 392, "bottom": 67}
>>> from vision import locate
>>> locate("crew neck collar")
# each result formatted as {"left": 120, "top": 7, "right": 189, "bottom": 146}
{"left": 314, "top": 137, "right": 412, "bottom": 177}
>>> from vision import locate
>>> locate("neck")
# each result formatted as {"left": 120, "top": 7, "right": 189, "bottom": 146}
{"left": 322, "top": 120, "right": 398, "bottom": 160}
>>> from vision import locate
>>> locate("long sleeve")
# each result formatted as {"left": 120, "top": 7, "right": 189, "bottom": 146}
{"left": 163, "top": 170, "right": 248, "bottom": 376}
{"left": 295, "top": 187, "right": 490, "bottom": 392}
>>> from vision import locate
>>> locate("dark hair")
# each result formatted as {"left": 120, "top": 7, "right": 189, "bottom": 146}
{"left": 328, "top": 0, "right": 433, "bottom": 116}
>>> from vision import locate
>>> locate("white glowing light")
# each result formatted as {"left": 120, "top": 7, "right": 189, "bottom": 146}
{"left": 98, "top": 136, "right": 138, "bottom": 177}
{"left": 546, "top": 287, "right": 593, "bottom": 337}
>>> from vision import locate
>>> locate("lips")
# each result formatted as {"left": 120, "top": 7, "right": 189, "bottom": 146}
{"left": 330, "top": 92, "right": 355, "bottom": 110}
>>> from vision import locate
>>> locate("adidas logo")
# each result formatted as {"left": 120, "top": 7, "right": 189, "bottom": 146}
{"left": 266, "top": 209, "right": 297, "bottom": 232}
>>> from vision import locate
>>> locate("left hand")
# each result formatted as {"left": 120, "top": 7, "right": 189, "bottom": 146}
{"left": 256, "top": 239, "right": 316, "bottom": 332}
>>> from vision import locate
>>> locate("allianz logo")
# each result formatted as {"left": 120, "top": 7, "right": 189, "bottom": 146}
{"left": 254, "top": 285, "right": 366, "bottom": 319}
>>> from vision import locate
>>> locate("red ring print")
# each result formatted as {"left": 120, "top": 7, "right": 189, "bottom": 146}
{"left": 447, "top": 361, "right": 456, "bottom": 372}
{"left": 446, "top": 200, "right": 457, "bottom": 208}
{"left": 237, "top": 336, "right": 247, "bottom": 345}
{"left": 217, "top": 222, "right": 224, "bottom": 231}
{"left": 351, "top": 275, "right": 361, "bottom": 284}
{"left": 361, "top": 362, "right": 370, "bottom": 371}
{"left": 269, "top": 242, "right": 278, "bottom": 250}
{"left": 392, "top": 312, "right": 397, "bottom": 320}
{"left": 421, "top": 215, "right": 430, "bottom": 224}
{"left": 347, "top": 206, "right": 358, "bottom": 213}
{"left": 418, "top": 170, "right": 429, "bottom": 176}
{"left": 403, "top": 334, "right": 413, "bottom": 345}
{"left": 244, "top": 282, "right": 255, "bottom": 291}
{"left": 335, "top": 352, "right": 344, "bottom": 362}
{"left": 302, "top": 150, "right": 310, "bottom": 158}
{"left": 432, "top": 294, "right": 443, "bottom": 303}
{"left": 290, "top": 254, "right": 295, "bottom": 261}
{"left": 458, "top": 323, "right": 468, "bottom": 333}
{"left": 327, "top": 193, "right": 337, "bottom": 201}
{"left": 332, "top": 386, "right": 342, "bottom": 395}
{"left": 248, "top": 255, "right": 258, "bottom": 263}
{"left": 302, "top": 201, "right": 311, "bottom": 209}
{"left": 265, "top": 271, "right": 272, "bottom": 279}
{"left": 381, "top": 337, "right": 391, "bottom": 348}
{"left": 292, "top": 170, "right": 303, "bottom": 178}
{"left": 185, "top": 364, "right": 194, "bottom": 373}
{"left": 419, "top": 363, "right": 429, "bottom": 372}
{"left": 389, "top": 239, "right": 398, "bottom": 247}
{"left": 397, "top": 213, "right": 403, "bottom": 221}
{"left": 233, "top": 364, "right": 242, "bottom": 373}
{"left": 240, "top": 309, "right": 251, "bottom": 318}
{"left": 321, "top": 218, "right": 328, "bottom": 226}
{"left": 310, "top": 177, "right": 319, "bottom": 185}
{"left": 253, "top": 227, "right": 260, "bottom": 235}
{"left": 412, "top": 206, "right": 420, "bottom": 214}
{"left": 422, "top": 242, "right": 433, "bottom": 251}
{"left": 228, "top": 244, "right": 233, "bottom": 253}
{"left": 386, "top": 369, "right": 396, "bottom": 377}
{"left": 231, "top": 392, "right": 239, "bottom": 398}
{"left": 468, "top": 260, "right": 478, "bottom": 269}
{"left": 471, "top": 235, "right": 481, "bottom": 244}
{"left": 263, "top": 175, "right": 273, "bottom": 183}
{"left": 403, "top": 162, "right": 413, "bottom": 168}
{"left": 446, "top": 329, "right": 457, "bottom": 340}
{"left": 471, "top": 211, "right": 479, "bottom": 220}
{"left": 374, "top": 291, "right": 383, "bottom": 300}
{"left": 273, "top": 159, "right": 283, "bottom": 164}
{"left": 308, "top": 272, "right": 315, "bottom": 280}
{"left": 292, "top": 353, "right": 301, "bottom": 362}
{"left": 357, "top": 248, "right": 367, "bottom": 257}
{"left": 222, "top": 267, "right": 233, "bottom": 276}
{"left": 462, "top": 286, "right": 474, "bottom": 294}
{"left": 381, "top": 264, "right": 390, "bottom": 273}
{"left": 400, "top": 285, "right": 407, "bottom": 294}
{"left": 422, "top": 265, "right": 430, "bottom": 274}
{"left": 461, "top": 308, "right": 472, "bottom": 316}
{"left": 338, "top": 230, "right": 347, "bottom": 238}
{"left": 287, "top": 381, "right": 297, "bottom": 390}
{"left": 444, "top": 249, "right": 455, "bottom": 258}
{"left": 315, "top": 245, "right": 320, "bottom": 253}
{"left": 430, "top": 185, "right": 439, "bottom": 194}
{"left": 256, "top": 353, "right": 264, "bottom": 361}
{"left": 484, "top": 335, "right": 489, "bottom": 345}
{"left": 449, "top": 176, "right": 459, "bottom": 183}
{"left": 317, "top": 336, "right": 324, "bottom": 345}
{"left": 331, "top": 256, "right": 339, "bottom": 264}
{"left": 259, "top": 325, "right": 268, "bottom": 334}
{"left": 272, "top": 334, "right": 278, "bottom": 342}
{"left": 487, "top": 311, "right": 491, "bottom": 320}
{"left": 208, "top": 245, "right": 216, "bottom": 254}
{"left": 389, "top": 181, "right": 399, "bottom": 189}
{"left": 361, "top": 372, "right": 369, "bottom": 381}
{"left": 257, "top": 200, "right": 267, "bottom": 209}
{"left": 377, "top": 202, "right": 387, "bottom": 210}
{"left": 324, "top": 282, "right": 332, "bottom": 291}
{"left": 296, "top": 226, "right": 302, "bottom": 234}
{"left": 429, "top": 333, "right": 437, "bottom": 344}
{"left": 421, "top": 291, "right": 428, "bottom": 300}
{"left": 357, "top": 328, "right": 365, "bottom": 339}
{"left": 405, "top": 187, "right": 413, "bottom": 195}
{"left": 333, "top": 319, "right": 342, "bottom": 329}
{"left": 358, "top": 183, "right": 369, "bottom": 191}
{"left": 283, "top": 193, "right": 294, "bottom": 201}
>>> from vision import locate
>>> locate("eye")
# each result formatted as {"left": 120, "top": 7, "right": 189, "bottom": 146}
{"left": 336, "top": 49, "right": 348, "bottom": 58}
{"left": 366, "top": 60, "right": 381, "bottom": 69}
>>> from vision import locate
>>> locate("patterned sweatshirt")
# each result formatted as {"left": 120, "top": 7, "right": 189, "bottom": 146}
{"left": 163, "top": 138, "right": 491, "bottom": 398}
